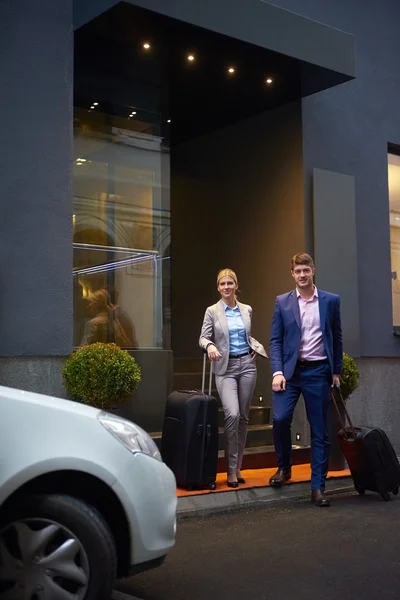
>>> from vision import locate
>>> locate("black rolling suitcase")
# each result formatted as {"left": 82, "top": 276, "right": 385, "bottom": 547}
{"left": 331, "top": 386, "right": 400, "bottom": 501}
{"left": 161, "top": 353, "right": 218, "bottom": 490}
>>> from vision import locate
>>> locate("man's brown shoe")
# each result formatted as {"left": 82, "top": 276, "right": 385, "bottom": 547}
{"left": 311, "top": 489, "right": 331, "bottom": 507}
{"left": 269, "top": 468, "right": 292, "bottom": 487}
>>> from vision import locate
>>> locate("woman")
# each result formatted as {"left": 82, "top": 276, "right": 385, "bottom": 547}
{"left": 199, "top": 269, "right": 267, "bottom": 488}
{"left": 81, "top": 289, "right": 130, "bottom": 347}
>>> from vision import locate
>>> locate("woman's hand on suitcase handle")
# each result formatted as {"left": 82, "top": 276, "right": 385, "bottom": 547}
{"left": 332, "top": 374, "right": 341, "bottom": 388}
{"left": 207, "top": 344, "right": 222, "bottom": 361}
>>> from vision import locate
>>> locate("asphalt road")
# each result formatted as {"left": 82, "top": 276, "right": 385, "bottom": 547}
{"left": 114, "top": 491, "right": 400, "bottom": 600}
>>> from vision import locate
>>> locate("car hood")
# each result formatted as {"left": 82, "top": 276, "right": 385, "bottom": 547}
{"left": 0, "top": 385, "right": 101, "bottom": 419}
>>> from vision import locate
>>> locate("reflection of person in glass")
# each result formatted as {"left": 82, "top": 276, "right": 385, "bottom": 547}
{"left": 110, "top": 289, "right": 138, "bottom": 348}
{"left": 81, "top": 289, "right": 131, "bottom": 347}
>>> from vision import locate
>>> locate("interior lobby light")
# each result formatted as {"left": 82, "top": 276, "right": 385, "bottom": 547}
{"left": 187, "top": 54, "right": 195, "bottom": 61}
{"left": 93, "top": 102, "right": 98, "bottom": 106}
{"left": 143, "top": 42, "right": 151, "bottom": 49}
{"left": 266, "top": 78, "right": 273, "bottom": 84}
{"left": 90, "top": 105, "right": 95, "bottom": 109}
{"left": 228, "top": 67, "right": 235, "bottom": 74}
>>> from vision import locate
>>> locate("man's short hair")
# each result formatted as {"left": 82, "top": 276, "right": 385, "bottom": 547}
{"left": 291, "top": 253, "right": 315, "bottom": 270}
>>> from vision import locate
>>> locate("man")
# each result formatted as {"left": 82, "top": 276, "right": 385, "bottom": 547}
{"left": 269, "top": 253, "right": 342, "bottom": 507}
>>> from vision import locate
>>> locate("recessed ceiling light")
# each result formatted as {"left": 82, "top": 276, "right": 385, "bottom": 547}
{"left": 266, "top": 78, "right": 273, "bottom": 84}
{"left": 143, "top": 43, "right": 151, "bottom": 49}
{"left": 228, "top": 67, "right": 235, "bottom": 74}
{"left": 131, "top": 111, "right": 137, "bottom": 116}
{"left": 167, "top": 119, "right": 171, "bottom": 123}
{"left": 187, "top": 54, "right": 195, "bottom": 61}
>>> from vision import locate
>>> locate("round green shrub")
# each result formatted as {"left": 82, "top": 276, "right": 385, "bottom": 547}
{"left": 340, "top": 352, "right": 360, "bottom": 401}
{"left": 62, "top": 342, "right": 141, "bottom": 410}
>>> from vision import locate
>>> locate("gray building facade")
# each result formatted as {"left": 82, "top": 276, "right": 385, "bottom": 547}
{"left": 1, "top": 0, "right": 400, "bottom": 449}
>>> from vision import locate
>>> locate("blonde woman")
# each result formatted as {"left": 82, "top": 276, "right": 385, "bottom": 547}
{"left": 199, "top": 269, "right": 267, "bottom": 487}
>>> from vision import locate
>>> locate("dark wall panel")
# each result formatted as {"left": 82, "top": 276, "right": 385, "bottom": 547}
{"left": 0, "top": 0, "right": 73, "bottom": 355}
{"left": 313, "top": 168, "right": 360, "bottom": 356}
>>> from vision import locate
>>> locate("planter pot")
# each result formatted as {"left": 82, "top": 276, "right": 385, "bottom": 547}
{"left": 328, "top": 398, "right": 346, "bottom": 471}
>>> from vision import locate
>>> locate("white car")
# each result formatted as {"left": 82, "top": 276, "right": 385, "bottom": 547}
{"left": 0, "top": 385, "right": 177, "bottom": 600}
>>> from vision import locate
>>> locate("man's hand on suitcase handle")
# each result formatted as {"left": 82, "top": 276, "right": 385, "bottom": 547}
{"left": 207, "top": 344, "right": 222, "bottom": 361}
{"left": 332, "top": 374, "right": 341, "bottom": 388}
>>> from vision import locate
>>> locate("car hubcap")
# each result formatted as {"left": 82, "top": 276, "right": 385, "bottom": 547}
{"left": 0, "top": 518, "right": 89, "bottom": 599}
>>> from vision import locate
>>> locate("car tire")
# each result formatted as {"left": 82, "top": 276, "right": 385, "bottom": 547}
{"left": 0, "top": 493, "right": 117, "bottom": 600}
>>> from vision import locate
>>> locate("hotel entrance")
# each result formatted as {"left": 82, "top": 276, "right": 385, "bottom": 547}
{"left": 73, "top": 1, "right": 354, "bottom": 469}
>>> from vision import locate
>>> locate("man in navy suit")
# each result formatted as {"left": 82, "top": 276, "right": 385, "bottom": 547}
{"left": 269, "top": 253, "right": 343, "bottom": 506}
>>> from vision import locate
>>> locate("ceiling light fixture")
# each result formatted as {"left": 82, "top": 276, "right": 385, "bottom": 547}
{"left": 228, "top": 67, "right": 235, "bottom": 74}
{"left": 93, "top": 102, "right": 98, "bottom": 106}
{"left": 266, "top": 78, "right": 273, "bottom": 84}
{"left": 90, "top": 105, "right": 95, "bottom": 109}
{"left": 187, "top": 54, "right": 195, "bottom": 62}
{"left": 167, "top": 119, "right": 171, "bottom": 123}
{"left": 143, "top": 43, "right": 151, "bottom": 49}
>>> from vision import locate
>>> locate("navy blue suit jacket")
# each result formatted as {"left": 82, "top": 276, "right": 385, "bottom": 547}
{"left": 270, "top": 289, "right": 343, "bottom": 381}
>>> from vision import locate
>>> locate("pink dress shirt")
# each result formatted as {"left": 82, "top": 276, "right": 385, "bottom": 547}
{"left": 297, "top": 287, "right": 327, "bottom": 361}
{"left": 272, "top": 286, "right": 326, "bottom": 377}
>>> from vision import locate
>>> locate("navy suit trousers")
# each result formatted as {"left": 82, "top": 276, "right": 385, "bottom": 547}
{"left": 272, "top": 361, "right": 331, "bottom": 490}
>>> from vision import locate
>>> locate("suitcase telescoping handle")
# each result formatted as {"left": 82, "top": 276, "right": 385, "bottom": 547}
{"left": 201, "top": 351, "right": 213, "bottom": 396}
{"left": 331, "top": 385, "right": 357, "bottom": 441}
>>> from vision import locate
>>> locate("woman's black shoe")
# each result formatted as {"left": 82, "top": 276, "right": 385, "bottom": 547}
{"left": 227, "top": 481, "right": 239, "bottom": 488}
{"left": 237, "top": 477, "right": 246, "bottom": 484}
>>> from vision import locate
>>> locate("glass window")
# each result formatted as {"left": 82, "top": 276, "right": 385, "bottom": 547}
{"left": 73, "top": 104, "right": 170, "bottom": 349}
{"left": 388, "top": 150, "right": 400, "bottom": 333}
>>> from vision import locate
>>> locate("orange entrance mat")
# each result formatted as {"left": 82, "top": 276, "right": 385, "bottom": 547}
{"left": 176, "top": 464, "right": 351, "bottom": 497}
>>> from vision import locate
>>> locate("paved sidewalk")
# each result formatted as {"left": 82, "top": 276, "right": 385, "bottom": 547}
{"left": 177, "top": 464, "right": 353, "bottom": 517}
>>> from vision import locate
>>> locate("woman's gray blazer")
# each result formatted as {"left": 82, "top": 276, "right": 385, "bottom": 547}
{"left": 199, "top": 300, "right": 268, "bottom": 375}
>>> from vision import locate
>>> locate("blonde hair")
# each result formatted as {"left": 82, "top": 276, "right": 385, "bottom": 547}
{"left": 216, "top": 268, "right": 238, "bottom": 287}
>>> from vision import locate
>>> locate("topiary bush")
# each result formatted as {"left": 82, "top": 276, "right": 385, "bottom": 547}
{"left": 62, "top": 342, "right": 141, "bottom": 410}
{"left": 340, "top": 352, "right": 360, "bottom": 401}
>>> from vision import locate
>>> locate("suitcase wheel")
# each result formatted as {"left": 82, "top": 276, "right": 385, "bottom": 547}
{"left": 381, "top": 492, "right": 391, "bottom": 502}
{"left": 393, "top": 487, "right": 399, "bottom": 496}
{"left": 208, "top": 482, "right": 217, "bottom": 490}
{"left": 355, "top": 485, "right": 365, "bottom": 496}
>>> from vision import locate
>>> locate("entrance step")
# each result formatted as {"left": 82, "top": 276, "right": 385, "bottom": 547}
{"left": 151, "top": 429, "right": 310, "bottom": 472}
{"left": 150, "top": 423, "right": 273, "bottom": 453}
{"left": 218, "top": 405, "right": 271, "bottom": 428}
{"left": 218, "top": 424, "right": 273, "bottom": 450}
{"left": 219, "top": 445, "right": 311, "bottom": 471}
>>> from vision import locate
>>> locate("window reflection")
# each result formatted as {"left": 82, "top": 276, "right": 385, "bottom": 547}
{"left": 73, "top": 106, "right": 170, "bottom": 349}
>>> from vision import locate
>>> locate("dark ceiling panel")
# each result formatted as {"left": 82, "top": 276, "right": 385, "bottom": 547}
{"left": 74, "top": 3, "right": 352, "bottom": 144}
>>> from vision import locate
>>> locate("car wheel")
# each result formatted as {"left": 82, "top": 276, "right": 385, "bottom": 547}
{"left": 0, "top": 494, "right": 117, "bottom": 600}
